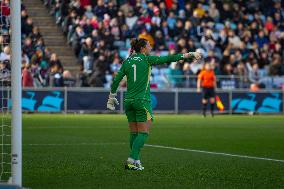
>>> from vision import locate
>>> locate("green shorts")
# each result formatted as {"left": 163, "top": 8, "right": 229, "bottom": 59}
{"left": 124, "top": 99, "right": 153, "bottom": 122}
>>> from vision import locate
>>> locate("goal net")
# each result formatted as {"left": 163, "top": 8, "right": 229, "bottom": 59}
{"left": 0, "top": 76, "right": 11, "bottom": 183}
{"left": 0, "top": 0, "right": 12, "bottom": 182}
{"left": 0, "top": 91, "right": 11, "bottom": 183}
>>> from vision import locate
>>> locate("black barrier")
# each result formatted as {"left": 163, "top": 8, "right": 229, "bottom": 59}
{"left": 178, "top": 92, "right": 230, "bottom": 112}
{"left": 121, "top": 91, "right": 175, "bottom": 112}
{"left": 1, "top": 89, "right": 283, "bottom": 113}
{"left": 67, "top": 91, "right": 112, "bottom": 111}
{"left": 149, "top": 92, "right": 175, "bottom": 111}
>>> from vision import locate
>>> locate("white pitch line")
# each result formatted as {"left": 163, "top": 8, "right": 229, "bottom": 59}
{"left": 25, "top": 142, "right": 126, "bottom": 146}
{"left": 24, "top": 142, "right": 284, "bottom": 164}
{"left": 26, "top": 127, "right": 103, "bottom": 129}
{"left": 145, "top": 144, "right": 284, "bottom": 164}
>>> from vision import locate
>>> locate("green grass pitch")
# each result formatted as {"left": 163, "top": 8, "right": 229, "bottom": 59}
{"left": 21, "top": 114, "right": 284, "bottom": 188}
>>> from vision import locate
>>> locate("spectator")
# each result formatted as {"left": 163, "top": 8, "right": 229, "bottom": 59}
{"left": 0, "top": 60, "right": 10, "bottom": 78}
{"left": 0, "top": 0, "right": 10, "bottom": 27}
{"left": 184, "top": 20, "right": 196, "bottom": 39}
{"left": 0, "top": 46, "right": 10, "bottom": 61}
{"left": 79, "top": 37, "right": 94, "bottom": 58}
{"left": 30, "top": 49, "right": 43, "bottom": 65}
{"left": 22, "top": 17, "right": 34, "bottom": 36}
{"left": 154, "top": 31, "right": 166, "bottom": 50}
{"left": 110, "top": 18, "right": 121, "bottom": 40}
{"left": 228, "top": 30, "right": 241, "bottom": 48}
{"left": 41, "top": 0, "right": 284, "bottom": 89}
{"left": 223, "top": 64, "right": 234, "bottom": 76}
{"left": 22, "top": 51, "right": 30, "bottom": 65}
{"left": 63, "top": 70, "right": 76, "bottom": 87}
{"left": 21, "top": 9, "right": 28, "bottom": 25}
{"left": 201, "top": 29, "right": 216, "bottom": 52}
{"left": 84, "top": 5, "right": 94, "bottom": 19}
{"left": 1, "top": 0, "right": 10, "bottom": 17}
{"left": 208, "top": 3, "right": 219, "bottom": 21}
{"left": 103, "top": 30, "right": 114, "bottom": 49}
{"left": 258, "top": 51, "right": 270, "bottom": 72}
{"left": 82, "top": 56, "right": 93, "bottom": 74}
{"left": 269, "top": 54, "right": 284, "bottom": 76}
{"left": 166, "top": 11, "right": 176, "bottom": 31}
{"left": 235, "top": 62, "right": 247, "bottom": 77}
{"left": 125, "top": 10, "right": 138, "bottom": 31}
{"left": 50, "top": 64, "right": 64, "bottom": 87}
{"left": 29, "top": 26, "right": 42, "bottom": 44}
{"left": 22, "top": 63, "right": 33, "bottom": 87}
{"left": 247, "top": 62, "right": 261, "bottom": 84}
{"left": 265, "top": 17, "right": 274, "bottom": 32}
{"left": 23, "top": 37, "right": 34, "bottom": 59}
{"left": 88, "top": 71, "right": 106, "bottom": 87}
{"left": 173, "top": 19, "right": 184, "bottom": 40}
{"left": 235, "top": 61, "right": 249, "bottom": 88}
{"left": 193, "top": 3, "right": 205, "bottom": 18}
{"left": 151, "top": 6, "right": 162, "bottom": 27}
{"left": 71, "top": 26, "right": 86, "bottom": 56}
{"left": 256, "top": 31, "right": 269, "bottom": 48}
{"left": 31, "top": 62, "right": 43, "bottom": 87}
{"left": 220, "top": 3, "right": 233, "bottom": 21}
{"left": 110, "top": 57, "right": 121, "bottom": 75}
{"left": 94, "top": 0, "right": 107, "bottom": 20}
{"left": 49, "top": 53, "right": 63, "bottom": 72}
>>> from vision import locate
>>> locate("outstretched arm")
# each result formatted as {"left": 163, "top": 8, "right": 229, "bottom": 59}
{"left": 147, "top": 52, "right": 201, "bottom": 66}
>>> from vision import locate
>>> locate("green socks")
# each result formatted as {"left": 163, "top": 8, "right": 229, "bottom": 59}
{"left": 130, "top": 132, "right": 149, "bottom": 160}
{"left": 129, "top": 132, "right": 138, "bottom": 149}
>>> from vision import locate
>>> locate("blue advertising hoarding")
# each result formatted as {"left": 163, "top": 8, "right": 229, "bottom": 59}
{"left": 21, "top": 91, "right": 64, "bottom": 112}
{"left": 0, "top": 90, "right": 64, "bottom": 112}
{"left": 231, "top": 92, "right": 283, "bottom": 113}
{"left": 0, "top": 89, "right": 283, "bottom": 113}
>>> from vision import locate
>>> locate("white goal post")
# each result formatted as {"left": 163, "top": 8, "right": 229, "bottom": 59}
{"left": 11, "top": 0, "right": 22, "bottom": 186}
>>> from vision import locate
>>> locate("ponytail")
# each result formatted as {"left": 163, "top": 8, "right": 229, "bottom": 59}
{"left": 129, "top": 48, "right": 134, "bottom": 56}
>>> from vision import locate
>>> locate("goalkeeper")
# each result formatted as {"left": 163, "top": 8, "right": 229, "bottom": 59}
{"left": 107, "top": 38, "right": 201, "bottom": 170}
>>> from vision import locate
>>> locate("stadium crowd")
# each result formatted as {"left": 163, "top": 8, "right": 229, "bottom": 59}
{"left": 45, "top": 0, "right": 284, "bottom": 89}
{"left": 0, "top": 0, "right": 72, "bottom": 87}
{"left": 1, "top": 0, "right": 284, "bottom": 89}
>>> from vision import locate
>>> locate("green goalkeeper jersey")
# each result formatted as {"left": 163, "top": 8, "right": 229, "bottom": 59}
{"left": 110, "top": 53, "right": 187, "bottom": 101}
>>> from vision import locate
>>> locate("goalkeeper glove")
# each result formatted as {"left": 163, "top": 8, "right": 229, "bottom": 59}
{"left": 107, "top": 93, "right": 119, "bottom": 110}
{"left": 183, "top": 52, "right": 202, "bottom": 60}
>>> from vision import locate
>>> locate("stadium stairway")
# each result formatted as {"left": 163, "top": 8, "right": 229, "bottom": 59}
{"left": 22, "top": 0, "right": 79, "bottom": 75}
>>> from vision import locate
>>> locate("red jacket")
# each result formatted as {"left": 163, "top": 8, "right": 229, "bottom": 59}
{"left": 22, "top": 68, "right": 33, "bottom": 87}
{"left": 1, "top": 2, "right": 10, "bottom": 16}
{"left": 165, "top": 0, "right": 173, "bottom": 9}
{"left": 80, "top": 0, "right": 91, "bottom": 8}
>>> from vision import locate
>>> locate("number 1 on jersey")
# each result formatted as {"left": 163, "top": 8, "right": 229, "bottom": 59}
{"left": 132, "top": 64, "right": 136, "bottom": 82}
